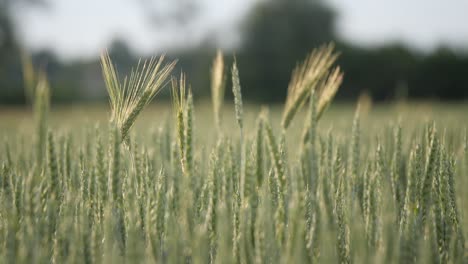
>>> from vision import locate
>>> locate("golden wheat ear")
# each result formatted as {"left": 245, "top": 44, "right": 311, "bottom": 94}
{"left": 316, "top": 67, "right": 344, "bottom": 120}
{"left": 100, "top": 51, "right": 177, "bottom": 142}
{"left": 282, "top": 43, "right": 339, "bottom": 130}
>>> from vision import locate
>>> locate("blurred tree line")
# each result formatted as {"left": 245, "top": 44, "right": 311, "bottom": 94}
{"left": 1, "top": 0, "right": 468, "bottom": 104}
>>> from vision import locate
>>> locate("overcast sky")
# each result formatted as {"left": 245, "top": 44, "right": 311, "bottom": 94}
{"left": 15, "top": 0, "right": 468, "bottom": 60}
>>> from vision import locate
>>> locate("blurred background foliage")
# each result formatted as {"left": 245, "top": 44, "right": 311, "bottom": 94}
{"left": 1, "top": 0, "right": 467, "bottom": 104}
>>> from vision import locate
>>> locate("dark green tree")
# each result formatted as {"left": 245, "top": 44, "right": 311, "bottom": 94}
{"left": 0, "top": 0, "right": 48, "bottom": 104}
{"left": 238, "top": 0, "right": 336, "bottom": 102}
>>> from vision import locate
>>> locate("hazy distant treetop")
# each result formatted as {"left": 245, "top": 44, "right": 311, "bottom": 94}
{"left": 1, "top": 0, "right": 49, "bottom": 9}
{"left": 139, "top": 0, "right": 200, "bottom": 27}
{"left": 1, "top": 0, "right": 49, "bottom": 49}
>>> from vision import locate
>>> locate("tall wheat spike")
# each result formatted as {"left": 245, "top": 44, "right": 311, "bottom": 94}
{"left": 47, "top": 131, "right": 60, "bottom": 200}
{"left": 392, "top": 124, "right": 404, "bottom": 223}
{"left": 464, "top": 128, "right": 467, "bottom": 169}
{"left": 231, "top": 59, "right": 246, "bottom": 201}
{"left": 336, "top": 176, "right": 350, "bottom": 264}
{"left": 20, "top": 52, "right": 36, "bottom": 103}
{"left": 263, "top": 116, "right": 286, "bottom": 245}
{"left": 34, "top": 72, "right": 50, "bottom": 167}
{"left": 350, "top": 105, "right": 360, "bottom": 201}
{"left": 418, "top": 127, "right": 438, "bottom": 230}
{"left": 444, "top": 154, "right": 465, "bottom": 255}
{"left": 255, "top": 116, "right": 264, "bottom": 187}
{"left": 171, "top": 74, "right": 189, "bottom": 176}
{"left": 211, "top": 50, "right": 225, "bottom": 134}
{"left": 185, "top": 90, "right": 194, "bottom": 175}
{"left": 400, "top": 144, "right": 419, "bottom": 234}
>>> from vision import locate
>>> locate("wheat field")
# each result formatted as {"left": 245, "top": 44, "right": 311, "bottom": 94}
{"left": 0, "top": 46, "right": 467, "bottom": 263}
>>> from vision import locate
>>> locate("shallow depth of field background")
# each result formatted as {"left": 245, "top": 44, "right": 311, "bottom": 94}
{"left": 1, "top": 0, "right": 468, "bottom": 106}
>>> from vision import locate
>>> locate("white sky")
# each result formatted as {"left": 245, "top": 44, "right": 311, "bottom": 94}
{"left": 14, "top": 0, "right": 468, "bottom": 61}
{"left": 329, "top": 0, "right": 468, "bottom": 51}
